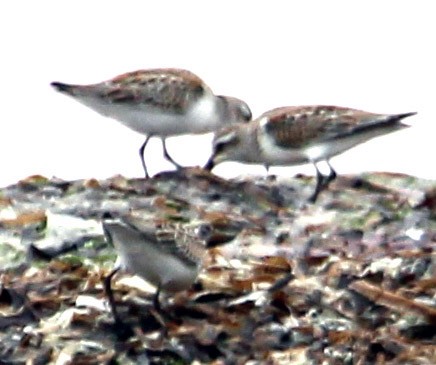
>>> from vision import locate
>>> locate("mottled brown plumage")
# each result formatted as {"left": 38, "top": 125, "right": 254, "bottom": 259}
{"left": 262, "top": 105, "right": 402, "bottom": 148}
{"left": 100, "top": 69, "right": 206, "bottom": 112}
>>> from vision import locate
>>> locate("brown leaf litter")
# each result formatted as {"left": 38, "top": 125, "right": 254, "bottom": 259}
{"left": 0, "top": 168, "right": 434, "bottom": 364}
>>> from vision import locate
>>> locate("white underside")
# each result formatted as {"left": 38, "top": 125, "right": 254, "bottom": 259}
{"left": 76, "top": 93, "right": 223, "bottom": 137}
{"left": 258, "top": 128, "right": 391, "bottom": 165}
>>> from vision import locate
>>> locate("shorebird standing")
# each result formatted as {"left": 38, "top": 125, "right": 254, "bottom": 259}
{"left": 205, "top": 105, "right": 416, "bottom": 202}
{"left": 102, "top": 214, "right": 211, "bottom": 324}
{"left": 51, "top": 68, "right": 252, "bottom": 178}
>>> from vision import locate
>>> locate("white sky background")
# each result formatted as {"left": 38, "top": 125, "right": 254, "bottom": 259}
{"left": 1, "top": 1, "right": 435, "bottom": 188}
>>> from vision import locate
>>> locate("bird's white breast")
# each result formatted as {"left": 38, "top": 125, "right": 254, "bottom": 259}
{"left": 77, "top": 93, "right": 220, "bottom": 137}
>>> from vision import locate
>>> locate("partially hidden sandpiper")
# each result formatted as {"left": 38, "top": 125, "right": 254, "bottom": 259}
{"left": 205, "top": 105, "right": 416, "bottom": 202}
{"left": 51, "top": 68, "right": 252, "bottom": 177}
{"left": 102, "top": 213, "right": 212, "bottom": 324}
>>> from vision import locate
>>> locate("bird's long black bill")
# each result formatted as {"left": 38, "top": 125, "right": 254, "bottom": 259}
{"left": 203, "top": 156, "right": 215, "bottom": 171}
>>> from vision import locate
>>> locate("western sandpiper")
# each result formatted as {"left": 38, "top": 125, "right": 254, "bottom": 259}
{"left": 205, "top": 105, "right": 416, "bottom": 202}
{"left": 102, "top": 214, "right": 211, "bottom": 323}
{"left": 51, "top": 68, "right": 252, "bottom": 177}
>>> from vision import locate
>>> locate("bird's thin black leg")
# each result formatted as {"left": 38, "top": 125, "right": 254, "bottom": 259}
{"left": 104, "top": 267, "right": 121, "bottom": 324}
{"left": 162, "top": 138, "right": 183, "bottom": 169}
{"left": 152, "top": 285, "right": 162, "bottom": 313}
{"left": 104, "top": 267, "right": 135, "bottom": 339}
{"left": 325, "top": 160, "right": 337, "bottom": 184}
{"left": 309, "top": 162, "right": 325, "bottom": 203}
{"left": 139, "top": 135, "right": 152, "bottom": 178}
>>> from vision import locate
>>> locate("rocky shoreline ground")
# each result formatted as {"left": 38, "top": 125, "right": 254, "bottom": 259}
{"left": 0, "top": 169, "right": 435, "bottom": 364}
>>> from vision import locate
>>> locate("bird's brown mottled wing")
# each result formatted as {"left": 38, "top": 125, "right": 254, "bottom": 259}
{"left": 123, "top": 216, "right": 206, "bottom": 266}
{"left": 99, "top": 69, "right": 207, "bottom": 113}
{"left": 263, "top": 106, "right": 382, "bottom": 148}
